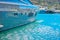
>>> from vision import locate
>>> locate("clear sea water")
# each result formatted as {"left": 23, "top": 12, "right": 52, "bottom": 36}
{"left": 0, "top": 13, "right": 60, "bottom": 40}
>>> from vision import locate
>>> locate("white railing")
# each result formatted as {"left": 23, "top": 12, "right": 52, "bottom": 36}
{"left": 0, "top": 8, "right": 18, "bottom": 11}
{"left": 0, "top": 1, "right": 25, "bottom": 5}
{"left": 0, "top": 1, "right": 38, "bottom": 7}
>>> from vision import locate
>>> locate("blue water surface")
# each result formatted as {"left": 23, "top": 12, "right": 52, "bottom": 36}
{"left": 0, "top": 13, "right": 60, "bottom": 40}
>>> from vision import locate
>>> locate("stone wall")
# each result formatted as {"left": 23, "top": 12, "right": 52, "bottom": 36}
{"left": 30, "top": 0, "right": 60, "bottom": 8}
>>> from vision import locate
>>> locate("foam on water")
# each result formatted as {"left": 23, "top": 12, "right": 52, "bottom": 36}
{"left": 36, "top": 20, "right": 44, "bottom": 23}
{"left": 0, "top": 25, "right": 4, "bottom": 28}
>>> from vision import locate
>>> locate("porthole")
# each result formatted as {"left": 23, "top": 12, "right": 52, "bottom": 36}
{"left": 14, "top": 13, "right": 18, "bottom": 16}
{"left": 28, "top": 12, "right": 33, "bottom": 17}
{"left": 25, "top": 12, "right": 27, "bottom": 15}
{"left": 20, "top": 13, "right": 23, "bottom": 15}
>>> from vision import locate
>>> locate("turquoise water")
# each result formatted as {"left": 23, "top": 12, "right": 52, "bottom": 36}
{"left": 0, "top": 13, "right": 60, "bottom": 40}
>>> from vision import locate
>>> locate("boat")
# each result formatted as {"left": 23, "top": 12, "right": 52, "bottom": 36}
{"left": 45, "top": 7, "right": 60, "bottom": 13}
{"left": 39, "top": 6, "right": 47, "bottom": 10}
{"left": 54, "top": 8, "right": 60, "bottom": 13}
{"left": 45, "top": 9, "right": 55, "bottom": 13}
{"left": 0, "top": 0, "right": 38, "bottom": 31}
{"left": 37, "top": 6, "right": 47, "bottom": 14}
